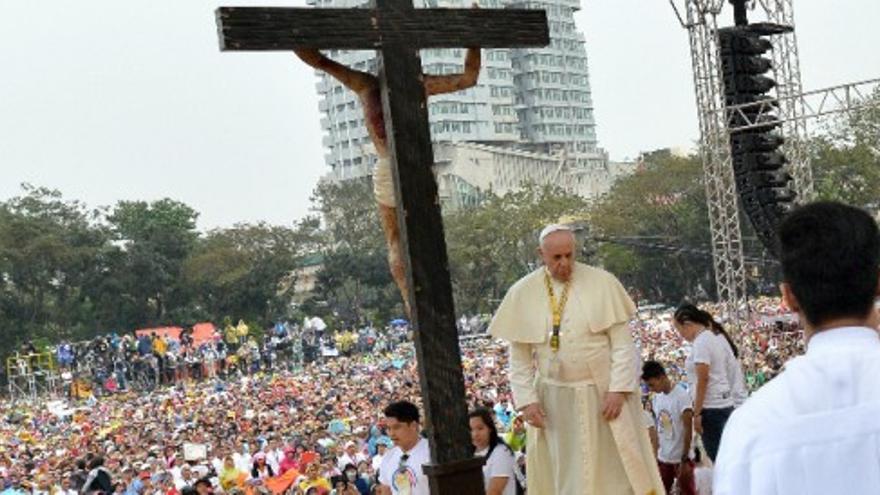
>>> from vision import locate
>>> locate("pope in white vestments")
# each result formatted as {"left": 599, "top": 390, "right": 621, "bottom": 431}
{"left": 489, "top": 225, "right": 664, "bottom": 495}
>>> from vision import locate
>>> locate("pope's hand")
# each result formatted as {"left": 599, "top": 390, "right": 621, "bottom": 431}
{"left": 602, "top": 392, "right": 626, "bottom": 421}
{"left": 520, "top": 402, "right": 546, "bottom": 428}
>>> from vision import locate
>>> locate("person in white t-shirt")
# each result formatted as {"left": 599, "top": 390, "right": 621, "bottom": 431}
{"left": 674, "top": 304, "right": 743, "bottom": 462}
{"left": 468, "top": 408, "right": 517, "bottom": 495}
{"left": 642, "top": 360, "right": 696, "bottom": 495}
{"left": 232, "top": 444, "right": 252, "bottom": 474}
{"left": 336, "top": 441, "right": 369, "bottom": 472}
{"left": 173, "top": 465, "right": 199, "bottom": 490}
{"left": 377, "top": 401, "right": 430, "bottom": 495}
{"left": 372, "top": 442, "right": 389, "bottom": 473}
{"left": 264, "top": 439, "right": 284, "bottom": 475}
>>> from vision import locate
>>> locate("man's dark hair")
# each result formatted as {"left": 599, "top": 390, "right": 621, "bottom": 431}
{"left": 194, "top": 479, "right": 213, "bottom": 488}
{"left": 383, "top": 400, "right": 420, "bottom": 423}
{"left": 778, "top": 201, "right": 880, "bottom": 326}
{"left": 641, "top": 360, "right": 667, "bottom": 381}
{"left": 87, "top": 456, "right": 105, "bottom": 470}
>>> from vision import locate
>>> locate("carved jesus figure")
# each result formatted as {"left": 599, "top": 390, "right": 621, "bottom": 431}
{"left": 295, "top": 45, "right": 480, "bottom": 313}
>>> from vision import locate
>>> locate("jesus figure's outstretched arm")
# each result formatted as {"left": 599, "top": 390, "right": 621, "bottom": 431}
{"left": 294, "top": 49, "right": 376, "bottom": 92}
{"left": 424, "top": 47, "right": 481, "bottom": 95}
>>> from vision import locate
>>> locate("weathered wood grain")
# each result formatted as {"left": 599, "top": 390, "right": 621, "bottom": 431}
{"left": 379, "top": 43, "right": 486, "bottom": 493}
{"left": 215, "top": 0, "right": 549, "bottom": 490}
{"left": 216, "top": 7, "right": 549, "bottom": 50}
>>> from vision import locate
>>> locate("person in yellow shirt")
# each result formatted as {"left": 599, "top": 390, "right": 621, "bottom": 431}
{"left": 219, "top": 456, "right": 247, "bottom": 492}
{"left": 151, "top": 334, "right": 169, "bottom": 384}
{"left": 236, "top": 320, "right": 250, "bottom": 339}
{"left": 298, "top": 462, "right": 332, "bottom": 493}
{"left": 152, "top": 335, "right": 167, "bottom": 357}
{"left": 503, "top": 415, "right": 526, "bottom": 453}
{"left": 224, "top": 318, "right": 240, "bottom": 352}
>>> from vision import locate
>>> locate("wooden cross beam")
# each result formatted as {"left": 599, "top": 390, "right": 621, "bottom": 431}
{"left": 217, "top": 7, "right": 549, "bottom": 50}
{"left": 215, "top": 1, "right": 548, "bottom": 492}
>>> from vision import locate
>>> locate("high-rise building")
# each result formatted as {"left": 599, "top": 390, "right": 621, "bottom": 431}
{"left": 508, "top": 0, "right": 601, "bottom": 168}
{"left": 307, "top": 0, "right": 610, "bottom": 194}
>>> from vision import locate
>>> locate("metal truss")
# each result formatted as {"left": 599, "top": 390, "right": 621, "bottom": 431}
{"left": 667, "top": 0, "right": 879, "bottom": 330}
{"left": 721, "top": 77, "right": 880, "bottom": 132}
{"left": 670, "top": 0, "right": 749, "bottom": 328}
{"left": 6, "top": 353, "right": 60, "bottom": 403}
{"left": 756, "top": 0, "right": 815, "bottom": 200}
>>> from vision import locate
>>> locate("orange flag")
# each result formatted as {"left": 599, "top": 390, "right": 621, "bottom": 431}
{"left": 264, "top": 468, "right": 300, "bottom": 495}
{"left": 299, "top": 451, "right": 318, "bottom": 466}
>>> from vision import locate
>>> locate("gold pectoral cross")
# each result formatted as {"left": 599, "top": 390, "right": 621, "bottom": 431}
{"left": 550, "top": 322, "right": 561, "bottom": 352}
{"left": 545, "top": 272, "right": 570, "bottom": 353}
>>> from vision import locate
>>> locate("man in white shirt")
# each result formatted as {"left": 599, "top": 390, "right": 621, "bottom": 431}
{"left": 264, "top": 439, "right": 284, "bottom": 475}
{"left": 173, "top": 465, "right": 198, "bottom": 490}
{"left": 372, "top": 442, "right": 390, "bottom": 473}
{"left": 232, "top": 444, "right": 252, "bottom": 474}
{"left": 714, "top": 201, "right": 880, "bottom": 495}
{"left": 336, "top": 441, "right": 369, "bottom": 472}
{"left": 377, "top": 401, "right": 431, "bottom": 495}
{"left": 642, "top": 360, "right": 696, "bottom": 495}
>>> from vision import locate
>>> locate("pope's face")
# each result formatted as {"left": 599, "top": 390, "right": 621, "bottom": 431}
{"left": 539, "top": 232, "right": 576, "bottom": 282}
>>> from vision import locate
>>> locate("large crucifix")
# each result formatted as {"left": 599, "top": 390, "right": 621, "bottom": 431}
{"left": 215, "top": 1, "right": 548, "bottom": 491}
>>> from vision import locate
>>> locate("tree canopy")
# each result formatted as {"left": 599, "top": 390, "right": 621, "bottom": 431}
{"left": 1, "top": 90, "right": 876, "bottom": 352}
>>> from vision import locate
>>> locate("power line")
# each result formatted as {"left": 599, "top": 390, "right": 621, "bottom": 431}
{"left": 593, "top": 236, "right": 778, "bottom": 266}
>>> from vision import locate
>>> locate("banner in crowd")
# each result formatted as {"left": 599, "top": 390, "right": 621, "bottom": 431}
{"left": 134, "top": 323, "right": 218, "bottom": 346}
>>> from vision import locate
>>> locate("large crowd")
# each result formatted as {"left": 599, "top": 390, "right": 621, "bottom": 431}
{"left": 37, "top": 320, "right": 416, "bottom": 398}
{"left": 0, "top": 298, "right": 804, "bottom": 495}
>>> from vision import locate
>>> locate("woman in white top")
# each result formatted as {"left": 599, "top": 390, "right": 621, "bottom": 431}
{"left": 674, "top": 304, "right": 745, "bottom": 462}
{"left": 469, "top": 409, "right": 518, "bottom": 495}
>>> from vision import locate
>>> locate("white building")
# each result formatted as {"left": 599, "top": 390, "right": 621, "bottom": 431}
{"left": 307, "top": 0, "right": 619, "bottom": 201}
{"left": 434, "top": 142, "right": 622, "bottom": 209}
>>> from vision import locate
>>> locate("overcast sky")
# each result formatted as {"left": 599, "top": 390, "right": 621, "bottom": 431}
{"left": 1, "top": 1, "right": 877, "bottom": 229}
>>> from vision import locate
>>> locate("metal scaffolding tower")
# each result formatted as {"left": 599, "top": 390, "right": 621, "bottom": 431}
{"left": 671, "top": 0, "right": 748, "bottom": 325}
{"left": 758, "top": 0, "right": 814, "bottom": 200}
{"left": 668, "top": 0, "right": 879, "bottom": 328}
{"left": 6, "top": 353, "right": 61, "bottom": 403}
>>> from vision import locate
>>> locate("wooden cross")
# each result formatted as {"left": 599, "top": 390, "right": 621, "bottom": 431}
{"left": 215, "top": 2, "right": 548, "bottom": 492}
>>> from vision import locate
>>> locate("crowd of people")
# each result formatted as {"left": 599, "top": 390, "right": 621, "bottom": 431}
{"left": 16, "top": 320, "right": 416, "bottom": 400}
{"left": 0, "top": 296, "right": 808, "bottom": 495}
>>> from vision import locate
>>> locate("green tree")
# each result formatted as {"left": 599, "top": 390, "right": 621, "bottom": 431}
{"left": 183, "top": 221, "right": 315, "bottom": 324}
{"left": 106, "top": 199, "right": 199, "bottom": 326}
{"left": 444, "top": 183, "right": 591, "bottom": 314}
{"left": 589, "top": 151, "right": 715, "bottom": 303}
{"left": 0, "top": 185, "right": 112, "bottom": 348}
{"left": 811, "top": 87, "right": 880, "bottom": 209}
{"left": 305, "top": 177, "right": 402, "bottom": 325}
{"left": 311, "top": 177, "right": 384, "bottom": 252}
{"left": 310, "top": 248, "right": 401, "bottom": 326}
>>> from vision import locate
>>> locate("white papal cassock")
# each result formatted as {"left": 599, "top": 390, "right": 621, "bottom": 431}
{"left": 489, "top": 262, "right": 664, "bottom": 495}
{"left": 714, "top": 326, "right": 880, "bottom": 495}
